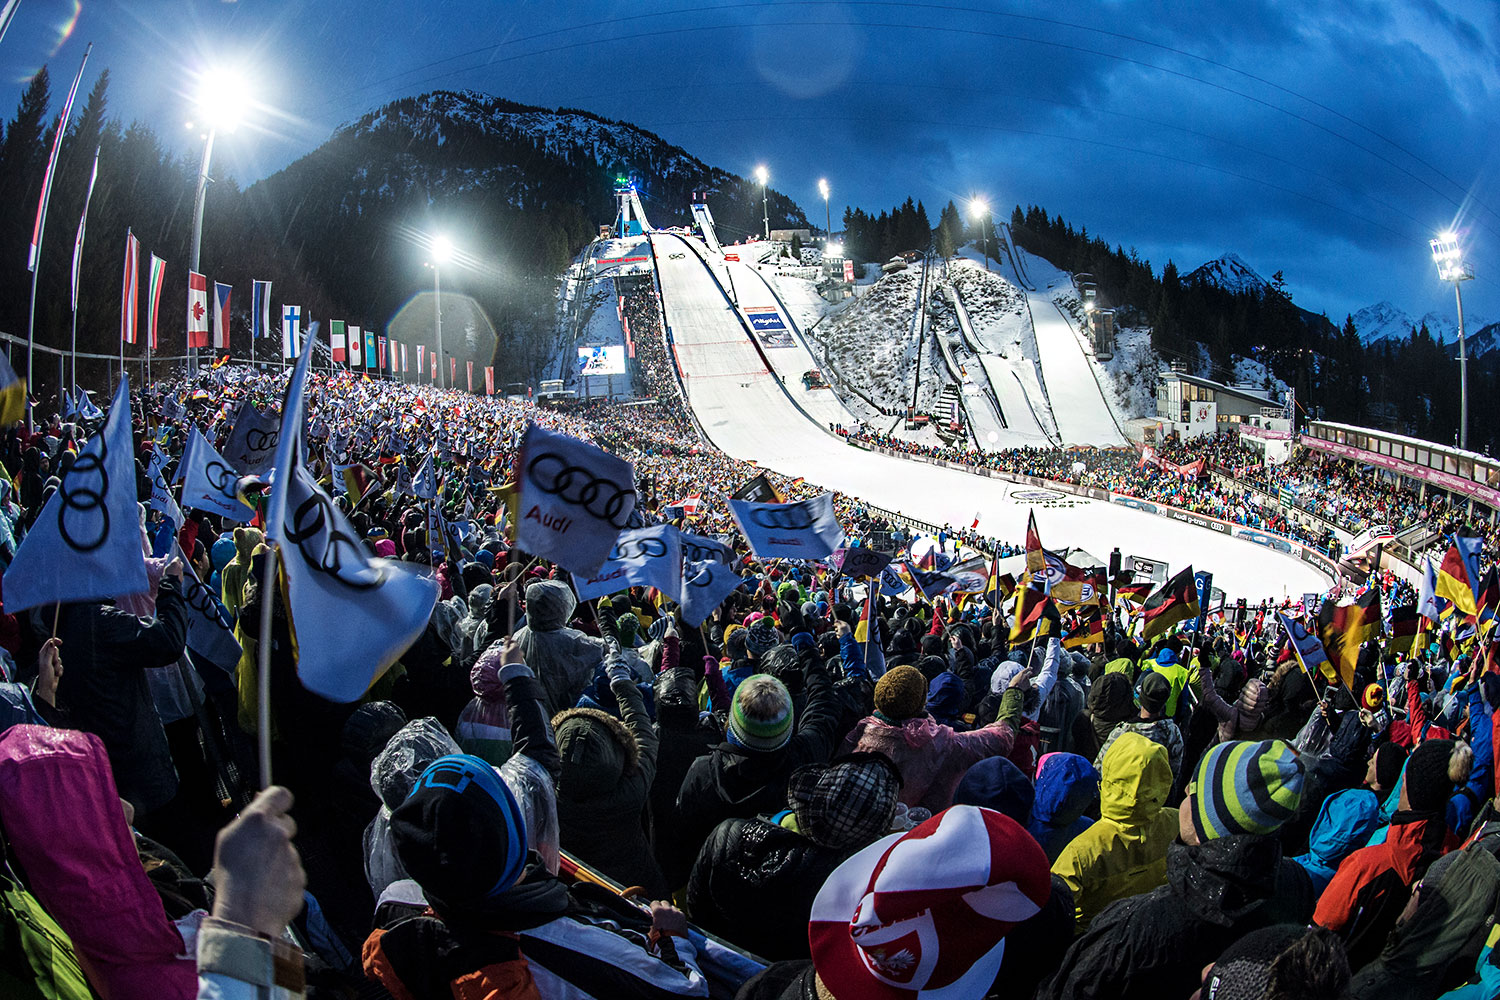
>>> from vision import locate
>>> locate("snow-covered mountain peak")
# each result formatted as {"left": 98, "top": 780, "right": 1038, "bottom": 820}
{"left": 1187, "top": 252, "right": 1271, "bottom": 296}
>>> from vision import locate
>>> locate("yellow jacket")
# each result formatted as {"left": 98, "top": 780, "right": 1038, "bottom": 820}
{"left": 1051, "top": 731, "right": 1178, "bottom": 932}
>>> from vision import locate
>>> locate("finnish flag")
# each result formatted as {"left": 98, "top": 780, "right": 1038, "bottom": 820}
{"left": 728, "top": 491, "right": 846, "bottom": 561}
{"left": 282, "top": 304, "right": 301, "bottom": 360}
{"left": 573, "top": 523, "right": 684, "bottom": 602}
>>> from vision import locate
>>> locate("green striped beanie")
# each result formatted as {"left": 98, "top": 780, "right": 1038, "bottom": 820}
{"left": 728, "top": 674, "right": 794, "bottom": 751}
{"left": 1191, "top": 739, "right": 1304, "bottom": 842}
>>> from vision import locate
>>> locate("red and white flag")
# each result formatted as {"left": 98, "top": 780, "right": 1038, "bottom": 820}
{"left": 430, "top": 353, "right": 437, "bottom": 381}
{"left": 187, "top": 270, "right": 210, "bottom": 348}
{"left": 330, "top": 320, "right": 346, "bottom": 363}
{"left": 121, "top": 230, "right": 140, "bottom": 345}
{"left": 212, "top": 282, "right": 232, "bottom": 350}
{"left": 349, "top": 325, "right": 362, "bottom": 368}
{"left": 450, "top": 356, "right": 456, "bottom": 382}
{"left": 466, "top": 360, "right": 473, "bottom": 392}
{"left": 417, "top": 344, "right": 425, "bottom": 375}
{"left": 484, "top": 367, "right": 494, "bottom": 395}
{"left": 378, "top": 336, "right": 387, "bottom": 371}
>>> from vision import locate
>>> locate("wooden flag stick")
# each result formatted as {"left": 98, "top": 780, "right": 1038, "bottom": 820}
{"left": 256, "top": 544, "right": 280, "bottom": 789}
{"left": 50, "top": 601, "right": 61, "bottom": 639}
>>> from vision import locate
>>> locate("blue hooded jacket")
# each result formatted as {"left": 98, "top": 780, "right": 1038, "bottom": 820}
{"left": 1027, "top": 751, "right": 1100, "bottom": 862}
{"left": 1293, "top": 787, "right": 1381, "bottom": 894}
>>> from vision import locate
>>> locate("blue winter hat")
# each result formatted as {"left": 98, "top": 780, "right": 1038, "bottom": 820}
{"left": 1156, "top": 648, "right": 1177, "bottom": 666}
{"left": 389, "top": 754, "right": 528, "bottom": 915}
{"left": 474, "top": 549, "right": 495, "bottom": 569}
{"left": 790, "top": 632, "right": 817, "bottom": 653}
{"left": 210, "top": 536, "right": 236, "bottom": 570}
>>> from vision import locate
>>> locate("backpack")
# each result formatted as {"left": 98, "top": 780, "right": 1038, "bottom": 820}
{"left": 0, "top": 868, "right": 92, "bottom": 1000}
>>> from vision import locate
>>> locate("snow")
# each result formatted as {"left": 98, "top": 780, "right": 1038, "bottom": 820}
{"left": 1187, "top": 252, "right": 1271, "bottom": 296}
{"left": 654, "top": 232, "right": 1332, "bottom": 602}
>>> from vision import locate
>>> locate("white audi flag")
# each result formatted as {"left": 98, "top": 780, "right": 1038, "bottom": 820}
{"left": 572, "top": 523, "right": 683, "bottom": 602}
{"left": 516, "top": 422, "right": 637, "bottom": 577}
{"left": 728, "top": 491, "right": 846, "bottom": 561}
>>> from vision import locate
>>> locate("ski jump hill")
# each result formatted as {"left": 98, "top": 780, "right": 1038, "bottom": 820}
{"left": 644, "top": 227, "right": 1330, "bottom": 600}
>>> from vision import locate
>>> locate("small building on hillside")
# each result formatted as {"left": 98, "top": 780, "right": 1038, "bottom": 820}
{"left": 1156, "top": 371, "right": 1285, "bottom": 439}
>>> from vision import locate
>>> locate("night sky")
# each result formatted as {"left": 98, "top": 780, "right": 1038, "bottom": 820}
{"left": 3, "top": 0, "right": 1495, "bottom": 326}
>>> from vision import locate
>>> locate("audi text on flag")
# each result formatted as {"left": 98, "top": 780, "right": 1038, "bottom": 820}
{"left": 516, "top": 422, "right": 638, "bottom": 577}
{"left": 2, "top": 378, "right": 148, "bottom": 613}
{"left": 572, "top": 523, "right": 684, "bottom": 602}
{"left": 221, "top": 399, "right": 280, "bottom": 476}
{"left": 728, "top": 491, "right": 846, "bottom": 561}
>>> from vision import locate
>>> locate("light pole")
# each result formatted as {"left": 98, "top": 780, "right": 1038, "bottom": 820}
{"left": 1431, "top": 232, "right": 1473, "bottom": 450}
{"left": 429, "top": 234, "right": 452, "bottom": 388}
{"left": 187, "top": 67, "right": 250, "bottom": 371}
{"left": 969, "top": 197, "right": 990, "bottom": 271}
{"left": 818, "top": 178, "right": 830, "bottom": 245}
{"left": 755, "top": 165, "right": 769, "bottom": 241}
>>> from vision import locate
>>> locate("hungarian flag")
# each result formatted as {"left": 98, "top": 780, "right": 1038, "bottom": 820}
{"left": 1317, "top": 588, "right": 1381, "bottom": 689}
{"left": 146, "top": 253, "right": 167, "bottom": 349}
{"left": 1025, "top": 511, "right": 1045, "bottom": 577}
{"left": 1063, "top": 608, "right": 1105, "bottom": 650}
{"left": 213, "top": 281, "right": 232, "bottom": 350}
{"left": 330, "top": 320, "right": 347, "bottom": 363}
{"left": 855, "top": 581, "right": 880, "bottom": 644}
{"left": 1386, "top": 603, "right": 1420, "bottom": 655}
{"left": 186, "top": 270, "right": 209, "bottom": 348}
{"left": 1140, "top": 565, "right": 1199, "bottom": 642}
{"left": 1436, "top": 531, "right": 1484, "bottom": 617}
{"left": 1009, "top": 578, "right": 1053, "bottom": 644}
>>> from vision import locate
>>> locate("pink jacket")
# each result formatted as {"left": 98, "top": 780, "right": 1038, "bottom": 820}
{"left": 842, "top": 715, "right": 1015, "bottom": 814}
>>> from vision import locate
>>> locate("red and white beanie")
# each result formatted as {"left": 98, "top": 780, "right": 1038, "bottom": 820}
{"left": 809, "top": 805, "right": 1052, "bottom": 1000}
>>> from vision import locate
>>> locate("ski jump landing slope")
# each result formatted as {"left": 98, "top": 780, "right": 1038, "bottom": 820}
{"left": 651, "top": 232, "right": 1326, "bottom": 600}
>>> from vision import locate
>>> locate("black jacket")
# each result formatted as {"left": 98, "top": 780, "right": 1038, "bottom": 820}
{"left": 1040, "top": 835, "right": 1316, "bottom": 1000}
{"left": 687, "top": 817, "right": 852, "bottom": 961}
{"left": 673, "top": 662, "right": 840, "bottom": 869}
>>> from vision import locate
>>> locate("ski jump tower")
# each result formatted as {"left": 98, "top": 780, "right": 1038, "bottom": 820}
{"left": 690, "top": 193, "right": 724, "bottom": 255}
{"left": 614, "top": 177, "right": 651, "bottom": 238}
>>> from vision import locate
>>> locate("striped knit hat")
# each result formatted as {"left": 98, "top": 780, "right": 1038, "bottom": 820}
{"left": 728, "top": 674, "right": 794, "bottom": 751}
{"left": 1189, "top": 740, "right": 1304, "bottom": 842}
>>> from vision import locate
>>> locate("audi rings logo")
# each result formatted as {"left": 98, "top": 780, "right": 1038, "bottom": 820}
{"left": 245, "top": 427, "right": 279, "bottom": 453}
{"left": 284, "top": 489, "right": 382, "bottom": 590}
{"left": 1011, "top": 488, "right": 1065, "bottom": 502}
{"left": 683, "top": 542, "right": 728, "bottom": 565}
{"left": 205, "top": 460, "right": 238, "bottom": 495}
{"left": 57, "top": 449, "right": 111, "bottom": 553}
{"left": 182, "top": 576, "right": 229, "bottom": 627}
{"left": 527, "top": 452, "right": 636, "bottom": 528}
{"left": 750, "top": 505, "right": 815, "bottom": 530}
{"left": 613, "top": 537, "right": 669, "bottom": 560}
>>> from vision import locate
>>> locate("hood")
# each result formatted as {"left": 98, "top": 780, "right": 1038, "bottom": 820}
{"left": 926, "top": 672, "right": 967, "bottom": 720}
{"left": 1032, "top": 752, "right": 1101, "bottom": 827}
{"left": 1363, "top": 847, "right": 1500, "bottom": 988}
{"left": 1166, "top": 834, "right": 1284, "bottom": 926}
{"left": 1099, "top": 731, "right": 1172, "bottom": 826}
{"left": 709, "top": 743, "right": 787, "bottom": 808}
{"left": 653, "top": 666, "right": 701, "bottom": 730}
{"left": 469, "top": 645, "right": 506, "bottom": 700}
{"left": 552, "top": 707, "right": 638, "bottom": 800}
{"left": 369, "top": 717, "right": 461, "bottom": 809}
{"left": 1088, "top": 671, "right": 1136, "bottom": 725}
{"left": 1307, "top": 788, "right": 1381, "bottom": 867}
{"left": 232, "top": 526, "right": 263, "bottom": 561}
{"left": 867, "top": 715, "right": 946, "bottom": 750}
{"left": 525, "top": 580, "right": 577, "bottom": 631}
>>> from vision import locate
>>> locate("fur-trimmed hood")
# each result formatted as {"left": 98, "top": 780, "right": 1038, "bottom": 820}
{"left": 551, "top": 706, "right": 640, "bottom": 800}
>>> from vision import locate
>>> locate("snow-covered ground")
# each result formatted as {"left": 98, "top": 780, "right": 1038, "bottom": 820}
{"left": 654, "top": 231, "right": 1331, "bottom": 601}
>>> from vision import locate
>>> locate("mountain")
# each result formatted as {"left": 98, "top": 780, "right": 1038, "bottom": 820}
{"left": 1186, "top": 252, "right": 1272, "bottom": 296}
{"left": 1351, "top": 301, "right": 1418, "bottom": 345}
{"left": 1467, "top": 320, "right": 1500, "bottom": 358}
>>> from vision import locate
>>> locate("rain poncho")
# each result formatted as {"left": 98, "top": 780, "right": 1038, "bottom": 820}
{"left": 514, "top": 580, "right": 608, "bottom": 713}
{"left": 363, "top": 718, "right": 461, "bottom": 897}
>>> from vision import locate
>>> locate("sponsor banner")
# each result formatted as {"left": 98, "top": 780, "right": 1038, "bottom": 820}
{"left": 743, "top": 305, "right": 794, "bottom": 348}
{"left": 1301, "top": 434, "right": 1500, "bottom": 509}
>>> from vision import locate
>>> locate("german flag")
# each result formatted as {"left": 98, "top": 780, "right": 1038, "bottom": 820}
{"left": 1009, "top": 579, "right": 1052, "bottom": 644}
{"left": 1436, "top": 532, "right": 1484, "bottom": 617}
{"left": 1118, "top": 577, "right": 1153, "bottom": 605}
{"left": 985, "top": 570, "right": 1017, "bottom": 608}
{"left": 1386, "top": 603, "right": 1420, "bottom": 656}
{"left": 1140, "top": 566, "right": 1199, "bottom": 642}
{"left": 1025, "top": 510, "right": 1046, "bottom": 577}
{"left": 1063, "top": 608, "right": 1105, "bottom": 649}
{"left": 1478, "top": 566, "right": 1499, "bottom": 625}
{"left": 855, "top": 581, "right": 880, "bottom": 644}
{"left": 1317, "top": 588, "right": 1382, "bottom": 689}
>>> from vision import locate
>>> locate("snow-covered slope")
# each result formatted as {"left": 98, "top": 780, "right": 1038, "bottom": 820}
{"left": 1348, "top": 300, "right": 1490, "bottom": 348}
{"left": 1351, "top": 301, "right": 1418, "bottom": 345}
{"left": 1187, "top": 252, "right": 1272, "bottom": 296}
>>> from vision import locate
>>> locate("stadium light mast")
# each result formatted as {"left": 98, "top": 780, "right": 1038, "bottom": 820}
{"left": 1431, "top": 232, "right": 1474, "bottom": 450}
{"left": 429, "top": 234, "right": 453, "bottom": 388}
{"left": 756, "top": 165, "right": 769, "bottom": 240}
{"left": 818, "top": 178, "right": 830, "bottom": 243}
{"left": 187, "top": 65, "right": 251, "bottom": 369}
{"left": 969, "top": 197, "right": 990, "bottom": 271}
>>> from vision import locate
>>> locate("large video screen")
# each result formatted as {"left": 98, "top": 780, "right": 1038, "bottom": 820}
{"left": 576, "top": 345, "right": 626, "bottom": 375}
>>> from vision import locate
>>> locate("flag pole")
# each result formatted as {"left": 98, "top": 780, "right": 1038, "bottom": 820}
{"left": 256, "top": 544, "right": 278, "bottom": 788}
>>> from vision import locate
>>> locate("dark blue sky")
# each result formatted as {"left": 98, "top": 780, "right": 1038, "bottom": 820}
{"left": 4, "top": 0, "right": 1496, "bottom": 326}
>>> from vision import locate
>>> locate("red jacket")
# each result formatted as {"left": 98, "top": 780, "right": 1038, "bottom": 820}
{"left": 1313, "top": 815, "right": 1451, "bottom": 932}
{"left": 1388, "top": 677, "right": 1452, "bottom": 748}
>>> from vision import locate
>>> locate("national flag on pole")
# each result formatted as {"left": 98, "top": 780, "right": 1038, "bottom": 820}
{"left": 378, "top": 336, "right": 387, "bottom": 371}
{"left": 70, "top": 144, "right": 99, "bottom": 312}
{"left": 1063, "top": 608, "right": 1105, "bottom": 650}
{"left": 400, "top": 341, "right": 408, "bottom": 374}
{"left": 516, "top": 422, "right": 638, "bottom": 576}
{"left": 187, "top": 270, "right": 210, "bottom": 348}
{"left": 906, "top": 563, "right": 958, "bottom": 600}
{"left": 146, "top": 254, "right": 167, "bottom": 349}
{"left": 1317, "top": 588, "right": 1381, "bottom": 689}
{"left": 1277, "top": 612, "right": 1329, "bottom": 678}
{"left": 349, "top": 325, "right": 363, "bottom": 367}
{"left": 0, "top": 351, "right": 26, "bottom": 426}
{"left": 365, "top": 332, "right": 377, "bottom": 373}
{"left": 450, "top": 356, "right": 457, "bottom": 383}
{"left": 1025, "top": 510, "right": 1045, "bottom": 577}
{"left": 855, "top": 581, "right": 879, "bottom": 643}
{"left": 1009, "top": 578, "right": 1052, "bottom": 644}
{"left": 1140, "top": 565, "right": 1199, "bottom": 642}
{"left": 728, "top": 492, "right": 846, "bottom": 561}
{"left": 1386, "top": 603, "right": 1420, "bottom": 656}
{"left": 417, "top": 344, "right": 425, "bottom": 376}
{"left": 2, "top": 377, "right": 148, "bottom": 612}
{"left": 251, "top": 280, "right": 272, "bottom": 340}
{"left": 1436, "top": 532, "right": 1484, "bottom": 617}
{"left": 121, "top": 230, "right": 140, "bottom": 345}
{"left": 1477, "top": 567, "right": 1500, "bottom": 625}
{"left": 467, "top": 360, "right": 473, "bottom": 392}
{"left": 485, "top": 366, "right": 494, "bottom": 395}
{"left": 28, "top": 44, "right": 90, "bottom": 273}
{"left": 265, "top": 321, "right": 438, "bottom": 702}
{"left": 282, "top": 304, "right": 301, "bottom": 359}
{"left": 212, "top": 282, "right": 232, "bottom": 350}
{"left": 430, "top": 353, "right": 438, "bottom": 381}
{"left": 330, "top": 320, "right": 346, "bottom": 363}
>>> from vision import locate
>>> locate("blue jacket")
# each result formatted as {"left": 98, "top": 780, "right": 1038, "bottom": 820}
{"left": 1450, "top": 685, "right": 1494, "bottom": 835}
{"left": 1027, "top": 751, "right": 1100, "bottom": 862}
{"left": 1292, "top": 788, "right": 1380, "bottom": 894}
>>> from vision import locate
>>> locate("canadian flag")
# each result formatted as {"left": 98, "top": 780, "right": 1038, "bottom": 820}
{"left": 187, "top": 270, "right": 209, "bottom": 349}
